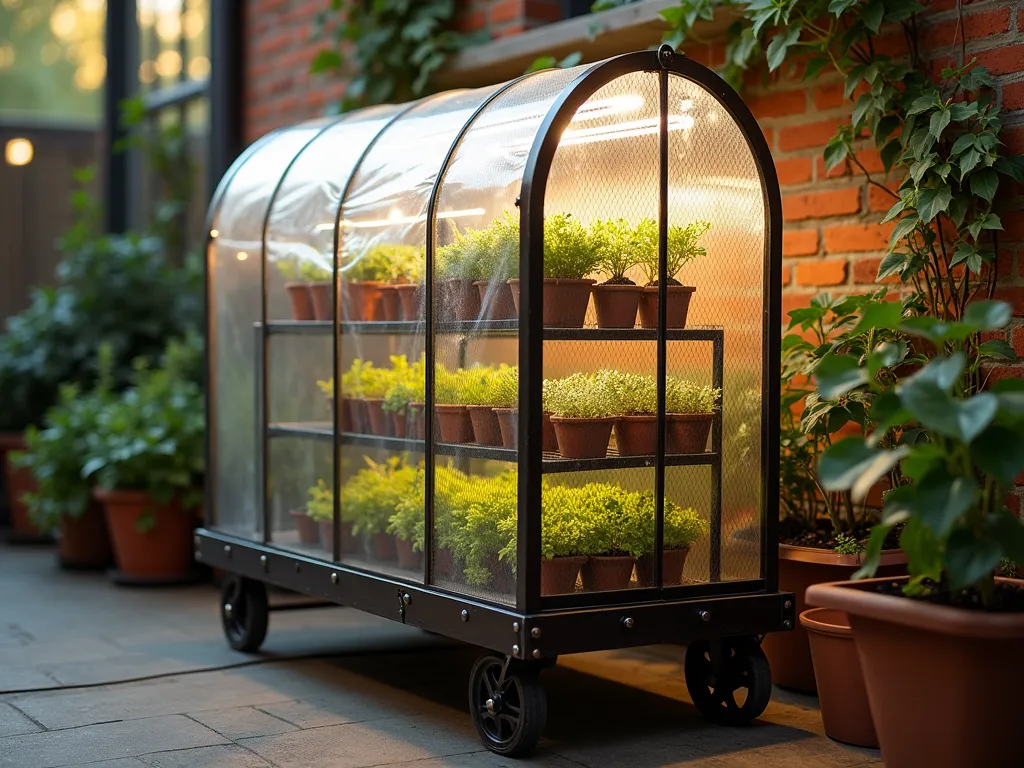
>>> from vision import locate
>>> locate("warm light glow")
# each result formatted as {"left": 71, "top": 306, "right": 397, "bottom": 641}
{"left": 5, "top": 138, "right": 33, "bottom": 166}
{"left": 182, "top": 9, "right": 205, "bottom": 38}
{"left": 74, "top": 55, "right": 105, "bottom": 90}
{"left": 139, "top": 60, "right": 155, "bottom": 84}
{"left": 322, "top": 207, "right": 488, "bottom": 231}
{"left": 155, "top": 13, "right": 181, "bottom": 40}
{"left": 210, "top": 229, "right": 220, "bottom": 238}
{"left": 50, "top": 3, "right": 77, "bottom": 38}
{"left": 0, "top": 43, "right": 15, "bottom": 69}
{"left": 187, "top": 56, "right": 210, "bottom": 79}
{"left": 236, "top": 251, "right": 248, "bottom": 261}
{"left": 555, "top": 114, "right": 694, "bottom": 148}
{"left": 155, "top": 49, "right": 182, "bottom": 78}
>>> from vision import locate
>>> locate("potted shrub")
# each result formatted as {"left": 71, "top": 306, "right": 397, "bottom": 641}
{"left": 462, "top": 365, "right": 505, "bottom": 447}
{"left": 434, "top": 365, "right": 476, "bottom": 444}
{"left": 450, "top": 470, "right": 518, "bottom": 592}
{"left": 606, "top": 370, "right": 658, "bottom": 456}
{"left": 341, "top": 359, "right": 371, "bottom": 433}
{"left": 275, "top": 257, "right": 314, "bottom": 321}
{"left": 372, "top": 244, "right": 423, "bottom": 322}
{"left": 382, "top": 357, "right": 425, "bottom": 439}
{"left": 545, "top": 372, "right": 616, "bottom": 459}
{"left": 436, "top": 226, "right": 484, "bottom": 322}
{"left": 387, "top": 470, "right": 425, "bottom": 570}
{"left": 578, "top": 483, "right": 642, "bottom": 592}
{"left": 490, "top": 365, "right": 519, "bottom": 449}
{"left": 590, "top": 218, "right": 643, "bottom": 328}
{"left": 83, "top": 336, "right": 204, "bottom": 582}
{"left": 635, "top": 497, "right": 710, "bottom": 586}
{"left": 14, "top": 376, "right": 115, "bottom": 569}
{"left": 473, "top": 211, "right": 519, "bottom": 321}
{"left": 298, "top": 479, "right": 329, "bottom": 547}
{"left": 301, "top": 261, "right": 334, "bottom": 322}
{"left": 343, "top": 457, "right": 418, "bottom": 562}
{"left": 637, "top": 219, "right": 708, "bottom": 329}
{"left": 509, "top": 213, "right": 600, "bottom": 328}
{"left": 664, "top": 377, "right": 719, "bottom": 454}
{"left": 805, "top": 300, "right": 1024, "bottom": 768}
{"left": 342, "top": 245, "right": 391, "bottom": 321}
{"left": 391, "top": 245, "right": 425, "bottom": 321}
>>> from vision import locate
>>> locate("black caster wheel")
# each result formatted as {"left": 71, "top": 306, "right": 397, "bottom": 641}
{"left": 221, "top": 576, "right": 268, "bottom": 653}
{"left": 684, "top": 637, "right": 772, "bottom": 725}
{"left": 469, "top": 654, "right": 547, "bottom": 757}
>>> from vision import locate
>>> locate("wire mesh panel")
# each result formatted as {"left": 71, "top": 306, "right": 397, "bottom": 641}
{"left": 665, "top": 72, "right": 766, "bottom": 583}
{"left": 208, "top": 123, "right": 327, "bottom": 539}
{"left": 336, "top": 87, "right": 500, "bottom": 581}
{"left": 431, "top": 66, "right": 587, "bottom": 605}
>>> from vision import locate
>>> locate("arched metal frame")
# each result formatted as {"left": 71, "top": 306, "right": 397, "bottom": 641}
{"left": 198, "top": 50, "right": 788, "bottom": 654}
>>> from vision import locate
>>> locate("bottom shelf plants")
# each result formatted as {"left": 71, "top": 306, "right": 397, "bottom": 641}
{"left": 294, "top": 457, "right": 710, "bottom": 594}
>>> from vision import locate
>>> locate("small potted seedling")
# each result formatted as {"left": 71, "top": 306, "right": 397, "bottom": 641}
{"left": 606, "top": 370, "right": 658, "bottom": 456}
{"left": 381, "top": 356, "right": 424, "bottom": 438}
{"left": 665, "top": 377, "right": 719, "bottom": 454}
{"left": 436, "top": 225, "right": 483, "bottom": 322}
{"left": 275, "top": 256, "right": 314, "bottom": 321}
{"left": 343, "top": 245, "right": 390, "bottom": 322}
{"left": 434, "top": 366, "right": 479, "bottom": 444}
{"left": 489, "top": 365, "right": 519, "bottom": 449}
{"left": 473, "top": 211, "right": 519, "bottom": 321}
{"left": 578, "top": 483, "right": 643, "bottom": 592}
{"left": 635, "top": 498, "right": 710, "bottom": 586}
{"left": 341, "top": 359, "right": 371, "bottom": 434}
{"left": 343, "top": 457, "right": 417, "bottom": 562}
{"left": 392, "top": 245, "right": 425, "bottom": 321}
{"left": 545, "top": 372, "right": 616, "bottom": 459}
{"left": 537, "top": 485, "right": 601, "bottom": 594}
{"left": 301, "top": 261, "right": 334, "bottom": 321}
{"left": 360, "top": 360, "right": 398, "bottom": 437}
{"left": 461, "top": 366, "right": 503, "bottom": 447}
{"left": 509, "top": 213, "right": 600, "bottom": 328}
{"left": 590, "top": 219, "right": 643, "bottom": 328}
{"left": 373, "top": 244, "right": 423, "bottom": 321}
{"left": 637, "top": 219, "right": 709, "bottom": 328}
{"left": 304, "top": 479, "right": 337, "bottom": 550}
{"left": 387, "top": 472, "right": 425, "bottom": 571}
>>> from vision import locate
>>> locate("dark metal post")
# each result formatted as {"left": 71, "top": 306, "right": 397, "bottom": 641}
{"left": 103, "top": 0, "right": 136, "bottom": 233}
{"left": 654, "top": 52, "right": 671, "bottom": 590}
{"left": 209, "top": 0, "right": 244, "bottom": 199}
{"left": 710, "top": 335, "right": 724, "bottom": 581}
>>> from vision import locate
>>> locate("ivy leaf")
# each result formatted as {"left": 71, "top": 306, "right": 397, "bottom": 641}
{"left": 907, "top": 95, "right": 935, "bottom": 115}
{"left": 946, "top": 195, "right": 969, "bottom": 227}
{"left": 899, "top": 516, "right": 944, "bottom": 583}
{"left": 994, "top": 155, "right": 1024, "bottom": 183}
{"left": 824, "top": 137, "right": 849, "bottom": 172}
{"left": 951, "top": 132, "right": 978, "bottom": 155}
{"left": 803, "top": 56, "right": 830, "bottom": 81}
{"left": 867, "top": 340, "right": 907, "bottom": 375}
{"left": 876, "top": 250, "right": 908, "bottom": 281}
{"left": 961, "top": 64, "right": 994, "bottom": 91}
{"left": 948, "top": 101, "right": 979, "bottom": 121}
{"left": 889, "top": 214, "right": 920, "bottom": 247}
{"left": 818, "top": 438, "right": 907, "bottom": 499}
{"left": 970, "top": 167, "right": 999, "bottom": 202}
{"left": 881, "top": 198, "right": 905, "bottom": 224}
{"left": 880, "top": 138, "right": 903, "bottom": 171}
{"left": 978, "top": 339, "right": 1017, "bottom": 360}
{"left": 916, "top": 187, "right": 952, "bottom": 223}
{"left": 946, "top": 526, "right": 1003, "bottom": 591}
{"left": 766, "top": 25, "right": 801, "bottom": 72}
{"left": 853, "top": 300, "right": 903, "bottom": 333}
{"left": 972, "top": 425, "right": 1024, "bottom": 485}
{"left": 829, "top": 0, "right": 860, "bottom": 14}
{"left": 883, "top": 0, "right": 925, "bottom": 22}
{"left": 929, "top": 108, "right": 951, "bottom": 139}
{"left": 959, "top": 147, "right": 981, "bottom": 176}
{"left": 861, "top": 0, "right": 885, "bottom": 33}
{"left": 815, "top": 354, "right": 869, "bottom": 399}
{"left": 990, "top": 511, "right": 1024, "bottom": 564}
{"left": 963, "top": 299, "right": 1011, "bottom": 330}
{"left": 852, "top": 92, "right": 874, "bottom": 130}
{"left": 874, "top": 114, "right": 901, "bottom": 144}
{"left": 896, "top": 473, "right": 979, "bottom": 538}
{"left": 967, "top": 212, "right": 1003, "bottom": 239}
{"left": 909, "top": 154, "right": 935, "bottom": 185}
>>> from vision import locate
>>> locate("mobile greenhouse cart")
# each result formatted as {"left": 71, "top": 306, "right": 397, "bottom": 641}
{"left": 197, "top": 47, "right": 793, "bottom": 756}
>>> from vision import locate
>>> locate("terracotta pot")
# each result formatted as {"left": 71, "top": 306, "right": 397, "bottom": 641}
{"left": 0, "top": 432, "right": 48, "bottom": 541}
{"left": 807, "top": 577, "right": 1024, "bottom": 768}
{"left": 473, "top": 280, "right": 517, "bottom": 321}
{"left": 309, "top": 282, "right": 333, "bottom": 321}
{"left": 95, "top": 488, "right": 194, "bottom": 580}
{"left": 508, "top": 278, "right": 595, "bottom": 328}
{"left": 290, "top": 509, "right": 320, "bottom": 545}
{"left": 396, "top": 537, "right": 422, "bottom": 570}
{"left": 339, "top": 397, "right": 354, "bottom": 433}
{"left": 494, "top": 408, "right": 517, "bottom": 449}
{"left": 638, "top": 285, "right": 696, "bottom": 328}
{"left": 541, "top": 555, "right": 586, "bottom": 595}
{"left": 439, "top": 279, "right": 481, "bottom": 322}
{"left": 550, "top": 416, "right": 613, "bottom": 459}
{"left": 364, "top": 398, "right": 391, "bottom": 436}
{"left": 58, "top": 501, "right": 113, "bottom": 569}
{"left": 340, "top": 521, "right": 359, "bottom": 555}
{"left": 318, "top": 520, "right": 334, "bottom": 551}
{"left": 285, "top": 283, "right": 314, "bottom": 321}
{"left": 378, "top": 285, "right": 401, "bottom": 321}
{"left": 407, "top": 404, "right": 426, "bottom": 441}
{"left": 395, "top": 284, "right": 422, "bottom": 321}
{"left": 763, "top": 545, "right": 907, "bottom": 693}
{"left": 350, "top": 399, "right": 370, "bottom": 433}
{"left": 592, "top": 283, "right": 643, "bottom": 328}
{"left": 372, "top": 532, "right": 397, "bottom": 561}
{"left": 665, "top": 413, "right": 714, "bottom": 454}
{"left": 580, "top": 555, "right": 635, "bottom": 592}
{"left": 392, "top": 409, "right": 407, "bottom": 438}
{"left": 800, "top": 608, "right": 877, "bottom": 748}
{"left": 635, "top": 546, "right": 690, "bottom": 587}
{"left": 435, "top": 404, "right": 474, "bottom": 443}
{"left": 541, "top": 411, "right": 558, "bottom": 453}
{"left": 467, "top": 405, "right": 503, "bottom": 446}
{"left": 614, "top": 415, "right": 657, "bottom": 456}
{"left": 349, "top": 281, "right": 384, "bottom": 322}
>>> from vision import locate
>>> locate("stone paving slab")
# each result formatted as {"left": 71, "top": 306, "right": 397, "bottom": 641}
{"left": 0, "top": 701, "right": 42, "bottom": 738}
{"left": 186, "top": 705, "right": 299, "bottom": 741}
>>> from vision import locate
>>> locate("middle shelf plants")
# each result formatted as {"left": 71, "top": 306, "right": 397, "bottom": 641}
{"left": 322, "top": 358, "right": 719, "bottom": 461}
{"left": 295, "top": 459, "right": 710, "bottom": 594}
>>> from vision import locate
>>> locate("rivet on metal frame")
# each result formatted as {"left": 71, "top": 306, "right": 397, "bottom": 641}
{"left": 784, "top": 599, "right": 793, "bottom": 610}
{"left": 461, "top": 609, "right": 469, "bottom": 622}
{"left": 331, "top": 572, "right": 338, "bottom": 584}
{"left": 193, "top": 534, "right": 200, "bottom": 548}
{"left": 195, "top": 550, "right": 202, "bottom": 561}
{"left": 295, "top": 562, "right": 301, "bottom": 573}
{"left": 531, "top": 649, "right": 541, "bottom": 660}
{"left": 512, "top": 644, "right": 520, "bottom": 657}
{"left": 622, "top": 617, "right": 634, "bottom": 629}
{"left": 699, "top": 610, "right": 711, "bottom": 622}
{"left": 783, "top": 619, "right": 793, "bottom": 630}
{"left": 402, "top": 593, "right": 411, "bottom": 605}
{"left": 512, "top": 621, "right": 520, "bottom": 633}
{"left": 260, "top": 555, "right": 268, "bottom": 572}
{"left": 223, "top": 545, "right": 231, "bottom": 556}
{"left": 530, "top": 627, "right": 541, "bottom": 639}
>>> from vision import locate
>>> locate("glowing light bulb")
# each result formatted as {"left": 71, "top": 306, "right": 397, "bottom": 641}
{"left": 210, "top": 229, "right": 219, "bottom": 238}
{"left": 5, "top": 138, "right": 33, "bottom": 166}
{"left": 236, "top": 251, "right": 248, "bottom": 261}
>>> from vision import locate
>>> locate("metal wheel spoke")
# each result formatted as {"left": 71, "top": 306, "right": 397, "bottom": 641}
{"left": 499, "top": 713, "right": 519, "bottom": 728}
{"left": 504, "top": 702, "right": 521, "bottom": 717}
{"left": 483, "top": 669, "right": 497, "bottom": 698}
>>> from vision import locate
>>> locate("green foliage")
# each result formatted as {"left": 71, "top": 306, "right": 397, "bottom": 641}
{"left": 544, "top": 214, "right": 601, "bottom": 280}
{"left": 525, "top": 51, "right": 583, "bottom": 74}
{"left": 345, "top": 244, "right": 422, "bottom": 283}
{"left": 80, "top": 334, "right": 205, "bottom": 509}
{"left": 591, "top": 218, "right": 642, "bottom": 282}
{"left": 664, "top": 501, "right": 711, "bottom": 550}
{"left": 665, "top": 377, "right": 720, "bottom": 414}
{"left": 833, "top": 532, "right": 865, "bottom": 556}
{"left": 341, "top": 359, "right": 372, "bottom": 398}
{"left": 604, "top": 370, "right": 658, "bottom": 415}
{"left": 341, "top": 456, "right": 419, "bottom": 536}
{"left": 275, "top": 257, "right": 304, "bottom": 282}
{"left": 299, "top": 261, "right": 332, "bottom": 282}
{"left": 306, "top": 479, "right": 334, "bottom": 522}
{"left": 637, "top": 219, "right": 710, "bottom": 285}
{"left": 388, "top": 471, "right": 425, "bottom": 550}
{"left": 544, "top": 371, "right": 618, "bottom": 418}
{"left": 311, "top": 0, "right": 486, "bottom": 112}
{"left": 382, "top": 357, "right": 426, "bottom": 413}
{"left": 487, "top": 365, "right": 519, "bottom": 409}
{"left": 437, "top": 211, "right": 518, "bottom": 281}
{"left": 818, "top": 301, "right": 1024, "bottom": 604}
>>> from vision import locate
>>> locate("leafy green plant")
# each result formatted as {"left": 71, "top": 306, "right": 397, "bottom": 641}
{"left": 344, "top": 245, "right": 394, "bottom": 283}
{"left": 833, "top": 532, "right": 865, "bottom": 556}
{"left": 604, "top": 370, "right": 657, "bottom": 415}
{"left": 487, "top": 365, "right": 519, "bottom": 409}
{"left": 544, "top": 214, "right": 601, "bottom": 280}
{"left": 817, "top": 300, "right": 1024, "bottom": 606}
{"left": 275, "top": 257, "right": 304, "bottom": 283}
{"left": 300, "top": 261, "right": 332, "bottom": 283}
{"left": 306, "top": 479, "right": 333, "bottom": 522}
{"left": 382, "top": 357, "right": 426, "bottom": 414}
{"left": 437, "top": 213, "right": 518, "bottom": 282}
{"left": 591, "top": 218, "right": 642, "bottom": 284}
{"left": 388, "top": 470, "right": 425, "bottom": 550}
{"left": 665, "top": 377, "right": 720, "bottom": 414}
{"left": 637, "top": 219, "right": 710, "bottom": 286}
{"left": 544, "top": 372, "right": 618, "bottom": 419}
{"left": 341, "top": 456, "right": 419, "bottom": 537}
{"left": 341, "top": 359, "right": 372, "bottom": 398}
{"left": 664, "top": 501, "right": 711, "bottom": 550}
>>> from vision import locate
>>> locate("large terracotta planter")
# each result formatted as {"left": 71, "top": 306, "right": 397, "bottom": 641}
{"left": 614, "top": 415, "right": 657, "bottom": 456}
{"left": 0, "top": 432, "right": 49, "bottom": 542}
{"left": 406, "top": 403, "right": 426, "bottom": 441}
{"left": 800, "top": 608, "right": 877, "bottom": 748}
{"left": 541, "top": 555, "right": 586, "bottom": 595}
{"left": 635, "top": 546, "right": 690, "bottom": 587}
{"left": 592, "top": 283, "right": 642, "bottom": 328}
{"left": 364, "top": 398, "right": 391, "bottom": 436}
{"left": 763, "top": 545, "right": 907, "bottom": 692}
{"left": 638, "top": 285, "right": 696, "bottom": 328}
{"left": 467, "top": 405, "right": 503, "bottom": 446}
{"left": 58, "top": 501, "right": 113, "bottom": 569}
{"left": 395, "top": 284, "right": 422, "bottom": 321}
{"left": 95, "top": 488, "right": 194, "bottom": 581}
{"left": 285, "top": 283, "right": 314, "bottom": 321}
{"left": 473, "top": 280, "right": 517, "bottom": 321}
{"left": 665, "top": 413, "right": 714, "bottom": 454}
{"left": 318, "top": 520, "right": 334, "bottom": 552}
{"left": 508, "top": 278, "right": 595, "bottom": 328}
{"left": 550, "top": 416, "right": 613, "bottom": 459}
{"left": 439, "top": 279, "right": 481, "bottom": 322}
{"left": 378, "top": 285, "right": 401, "bottom": 321}
{"left": 290, "top": 509, "right": 319, "bottom": 545}
{"left": 807, "top": 577, "right": 1024, "bottom": 768}
{"left": 309, "top": 282, "right": 333, "bottom": 321}
{"left": 435, "top": 404, "right": 474, "bottom": 443}
{"left": 580, "top": 555, "right": 635, "bottom": 591}
{"left": 495, "top": 409, "right": 557, "bottom": 452}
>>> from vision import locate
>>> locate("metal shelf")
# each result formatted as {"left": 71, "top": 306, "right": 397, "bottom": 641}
{"left": 268, "top": 423, "right": 716, "bottom": 472}
{"left": 261, "top": 320, "right": 722, "bottom": 342}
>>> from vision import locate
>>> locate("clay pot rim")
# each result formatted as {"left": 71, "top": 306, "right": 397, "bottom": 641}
{"left": 309, "top": 280, "right": 333, "bottom": 286}
{"left": 780, "top": 542, "right": 908, "bottom": 568}
{"left": 642, "top": 284, "right": 696, "bottom": 293}
{"left": 806, "top": 576, "right": 1024, "bottom": 639}
{"left": 616, "top": 414, "right": 656, "bottom": 422}
{"left": 288, "top": 509, "right": 312, "bottom": 518}
{"left": 543, "top": 554, "right": 589, "bottom": 564}
{"left": 363, "top": 397, "right": 385, "bottom": 405}
{"left": 493, "top": 407, "right": 517, "bottom": 413}
{"left": 466, "top": 404, "right": 498, "bottom": 412}
{"left": 93, "top": 487, "right": 168, "bottom": 505}
{"left": 595, "top": 282, "right": 643, "bottom": 291}
{"left": 549, "top": 415, "right": 616, "bottom": 423}
{"left": 349, "top": 280, "right": 384, "bottom": 286}
{"left": 394, "top": 283, "right": 421, "bottom": 291}
{"left": 666, "top": 412, "right": 715, "bottom": 421}
{"left": 285, "top": 281, "right": 311, "bottom": 289}
{"left": 587, "top": 553, "right": 637, "bottom": 562}
{"left": 799, "top": 607, "right": 853, "bottom": 638}
{"left": 378, "top": 284, "right": 399, "bottom": 291}
{"left": 435, "top": 403, "right": 467, "bottom": 412}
